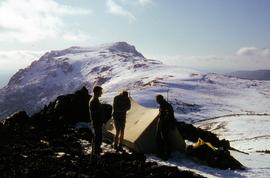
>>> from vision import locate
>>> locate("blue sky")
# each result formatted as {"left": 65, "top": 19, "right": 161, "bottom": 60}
{"left": 0, "top": 0, "right": 270, "bottom": 87}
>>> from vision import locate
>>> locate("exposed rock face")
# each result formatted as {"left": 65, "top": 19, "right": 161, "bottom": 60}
{"left": 0, "top": 87, "right": 205, "bottom": 178}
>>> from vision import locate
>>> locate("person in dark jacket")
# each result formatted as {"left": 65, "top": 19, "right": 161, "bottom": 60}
{"left": 113, "top": 91, "right": 131, "bottom": 151}
{"left": 89, "top": 86, "right": 104, "bottom": 155}
{"left": 155, "top": 94, "right": 177, "bottom": 159}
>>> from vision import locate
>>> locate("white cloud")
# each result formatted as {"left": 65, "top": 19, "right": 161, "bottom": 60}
{"left": 237, "top": 47, "right": 270, "bottom": 57}
{"left": 106, "top": 0, "right": 135, "bottom": 22}
{"left": 159, "top": 47, "right": 270, "bottom": 73}
{"left": 0, "top": 0, "right": 91, "bottom": 43}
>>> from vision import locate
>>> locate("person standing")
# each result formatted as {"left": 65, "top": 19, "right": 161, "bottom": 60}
{"left": 155, "top": 94, "right": 177, "bottom": 159}
{"left": 113, "top": 91, "right": 131, "bottom": 151}
{"left": 89, "top": 86, "right": 104, "bottom": 155}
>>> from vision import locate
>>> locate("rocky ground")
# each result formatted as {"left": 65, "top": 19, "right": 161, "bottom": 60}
{"left": 0, "top": 87, "right": 205, "bottom": 178}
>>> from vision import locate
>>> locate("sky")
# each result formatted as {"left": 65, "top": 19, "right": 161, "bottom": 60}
{"left": 0, "top": 0, "right": 270, "bottom": 87}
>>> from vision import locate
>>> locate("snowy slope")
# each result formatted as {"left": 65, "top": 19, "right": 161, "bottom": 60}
{"left": 0, "top": 42, "right": 162, "bottom": 118}
{"left": 1, "top": 42, "right": 270, "bottom": 123}
{"left": 190, "top": 115, "right": 270, "bottom": 177}
{"left": 1, "top": 41, "right": 270, "bottom": 177}
{"left": 121, "top": 73, "right": 270, "bottom": 123}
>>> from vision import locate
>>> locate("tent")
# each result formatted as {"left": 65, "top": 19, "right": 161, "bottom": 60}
{"left": 105, "top": 98, "right": 186, "bottom": 153}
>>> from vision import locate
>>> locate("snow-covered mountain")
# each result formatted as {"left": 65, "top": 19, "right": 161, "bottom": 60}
{"left": 1, "top": 41, "right": 270, "bottom": 177}
{"left": 0, "top": 42, "right": 162, "bottom": 119}
{"left": 227, "top": 70, "right": 270, "bottom": 81}
{"left": 1, "top": 42, "right": 270, "bottom": 122}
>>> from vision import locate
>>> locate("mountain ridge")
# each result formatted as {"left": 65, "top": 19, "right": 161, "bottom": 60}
{"left": 226, "top": 69, "right": 270, "bottom": 81}
{"left": 1, "top": 42, "right": 270, "bottom": 123}
{"left": 0, "top": 41, "right": 162, "bottom": 119}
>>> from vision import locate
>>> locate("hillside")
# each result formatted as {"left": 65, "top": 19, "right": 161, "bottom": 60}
{"left": 1, "top": 42, "right": 270, "bottom": 177}
{"left": 1, "top": 42, "right": 270, "bottom": 123}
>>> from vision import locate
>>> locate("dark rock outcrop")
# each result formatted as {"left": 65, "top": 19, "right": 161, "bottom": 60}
{"left": 186, "top": 143, "right": 244, "bottom": 170}
{"left": 177, "top": 122, "right": 245, "bottom": 170}
{"left": 0, "top": 87, "right": 204, "bottom": 178}
{"left": 177, "top": 121, "right": 230, "bottom": 150}
{"left": 3, "top": 111, "right": 30, "bottom": 127}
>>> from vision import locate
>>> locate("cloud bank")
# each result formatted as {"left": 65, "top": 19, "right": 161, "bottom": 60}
{"left": 0, "top": 0, "right": 91, "bottom": 43}
{"left": 160, "top": 47, "right": 270, "bottom": 73}
{"left": 237, "top": 47, "right": 270, "bottom": 57}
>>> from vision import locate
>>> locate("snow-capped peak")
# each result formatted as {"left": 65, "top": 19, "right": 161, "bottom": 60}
{"left": 1, "top": 41, "right": 270, "bottom": 126}
{"left": 103, "top": 41, "right": 144, "bottom": 58}
{"left": 0, "top": 42, "right": 162, "bottom": 118}
{"left": 39, "top": 41, "right": 144, "bottom": 61}
{"left": 1, "top": 42, "right": 270, "bottom": 177}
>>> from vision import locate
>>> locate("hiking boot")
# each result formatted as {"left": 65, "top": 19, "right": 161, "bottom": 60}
{"left": 113, "top": 143, "right": 118, "bottom": 150}
{"left": 117, "top": 145, "right": 124, "bottom": 152}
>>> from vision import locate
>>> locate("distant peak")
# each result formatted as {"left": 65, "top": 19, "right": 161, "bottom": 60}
{"left": 112, "top": 41, "right": 134, "bottom": 48}
{"left": 102, "top": 41, "right": 144, "bottom": 58}
{"left": 38, "top": 42, "right": 145, "bottom": 60}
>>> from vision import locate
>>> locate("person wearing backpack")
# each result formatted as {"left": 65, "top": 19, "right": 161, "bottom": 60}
{"left": 112, "top": 91, "right": 131, "bottom": 151}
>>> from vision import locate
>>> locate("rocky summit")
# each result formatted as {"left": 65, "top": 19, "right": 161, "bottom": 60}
{"left": 0, "top": 87, "right": 205, "bottom": 178}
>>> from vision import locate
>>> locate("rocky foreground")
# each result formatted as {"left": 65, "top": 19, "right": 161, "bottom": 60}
{"left": 0, "top": 87, "right": 205, "bottom": 178}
